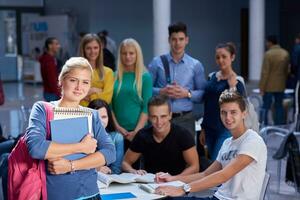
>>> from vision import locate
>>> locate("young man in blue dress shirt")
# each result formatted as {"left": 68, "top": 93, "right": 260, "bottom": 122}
{"left": 148, "top": 22, "right": 206, "bottom": 136}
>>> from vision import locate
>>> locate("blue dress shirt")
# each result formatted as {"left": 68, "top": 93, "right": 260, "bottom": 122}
{"left": 148, "top": 53, "right": 206, "bottom": 113}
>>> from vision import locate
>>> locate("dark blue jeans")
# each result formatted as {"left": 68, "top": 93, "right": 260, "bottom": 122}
{"left": 165, "top": 196, "right": 218, "bottom": 200}
{"left": 262, "top": 92, "right": 284, "bottom": 125}
{"left": 43, "top": 92, "right": 60, "bottom": 102}
{"left": 0, "top": 153, "right": 9, "bottom": 200}
{"left": 86, "top": 194, "right": 101, "bottom": 200}
{"left": 0, "top": 140, "right": 14, "bottom": 155}
{"left": 205, "top": 129, "right": 231, "bottom": 160}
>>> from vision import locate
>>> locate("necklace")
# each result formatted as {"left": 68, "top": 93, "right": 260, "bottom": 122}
{"left": 216, "top": 71, "right": 235, "bottom": 81}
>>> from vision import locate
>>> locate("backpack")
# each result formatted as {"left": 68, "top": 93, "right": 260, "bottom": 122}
{"left": 8, "top": 102, "right": 53, "bottom": 200}
{"left": 236, "top": 76, "right": 260, "bottom": 132}
{"left": 285, "top": 134, "right": 300, "bottom": 192}
{"left": 208, "top": 72, "right": 259, "bottom": 132}
{"left": 273, "top": 132, "right": 300, "bottom": 192}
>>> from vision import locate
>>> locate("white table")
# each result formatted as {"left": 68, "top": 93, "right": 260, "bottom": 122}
{"left": 99, "top": 182, "right": 216, "bottom": 200}
{"left": 99, "top": 183, "right": 165, "bottom": 200}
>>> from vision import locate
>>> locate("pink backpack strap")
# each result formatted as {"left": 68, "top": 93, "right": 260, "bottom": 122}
{"left": 40, "top": 101, "right": 54, "bottom": 200}
{"left": 43, "top": 102, "right": 54, "bottom": 139}
{"left": 8, "top": 102, "right": 54, "bottom": 200}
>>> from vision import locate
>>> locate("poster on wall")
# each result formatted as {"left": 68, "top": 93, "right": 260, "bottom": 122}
{"left": 21, "top": 14, "right": 76, "bottom": 62}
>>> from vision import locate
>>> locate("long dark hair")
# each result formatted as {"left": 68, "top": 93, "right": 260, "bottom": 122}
{"left": 88, "top": 99, "right": 116, "bottom": 132}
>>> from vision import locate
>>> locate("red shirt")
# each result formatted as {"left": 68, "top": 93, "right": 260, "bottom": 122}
{"left": 39, "top": 53, "right": 61, "bottom": 96}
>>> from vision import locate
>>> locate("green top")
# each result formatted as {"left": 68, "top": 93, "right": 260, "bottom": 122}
{"left": 111, "top": 72, "right": 153, "bottom": 131}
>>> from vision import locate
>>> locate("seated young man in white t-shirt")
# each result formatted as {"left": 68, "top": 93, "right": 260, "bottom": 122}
{"left": 155, "top": 90, "right": 267, "bottom": 200}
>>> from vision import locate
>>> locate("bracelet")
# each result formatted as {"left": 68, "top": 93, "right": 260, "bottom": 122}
{"left": 187, "top": 90, "right": 192, "bottom": 98}
{"left": 229, "top": 86, "right": 237, "bottom": 92}
{"left": 70, "top": 160, "right": 76, "bottom": 174}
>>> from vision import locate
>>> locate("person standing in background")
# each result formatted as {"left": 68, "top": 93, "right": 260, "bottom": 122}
{"left": 79, "top": 33, "right": 114, "bottom": 106}
{"left": 291, "top": 33, "right": 300, "bottom": 81}
{"left": 290, "top": 33, "right": 300, "bottom": 130}
{"left": 111, "top": 38, "right": 152, "bottom": 150}
{"left": 99, "top": 30, "right": 117, "bottom": 57}
{"left": 148, "top": 22, "right": 206, "bottom": 137}
{"left": 98, "top": 34, "right": 116, "bottom": 71}
{"left": 259, "top": 35, "right": 290, "bottom": 125}
{"left": 286, "top": 34, "right": 300, "bottom": 90}
{"left": 39, "top": 37, "right": 61, "bottom": 102}
{"left": 199, "top": 42, "right": 245, "bottom": 160}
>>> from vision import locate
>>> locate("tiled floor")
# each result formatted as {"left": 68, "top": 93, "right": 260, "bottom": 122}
{"left": 0, "top": 82, "right": 43, "bottom": 138}
{"left": 0, "top": 81, "right": 300, "bottom": 199}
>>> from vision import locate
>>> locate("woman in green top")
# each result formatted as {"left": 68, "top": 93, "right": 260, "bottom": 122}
{"left": 111, "top": 38, "right": 152, "bottom": 149}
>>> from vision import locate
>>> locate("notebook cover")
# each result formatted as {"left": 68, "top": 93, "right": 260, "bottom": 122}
{"left": 50, "top": 116, "right": 89, "bottom": 160}
{"left": 101, "top": 192, "right": 136, "bottom": 200}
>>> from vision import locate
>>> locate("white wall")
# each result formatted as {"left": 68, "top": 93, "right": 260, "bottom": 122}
{"left": 43, "top": 0, "right": 279, "bottom": 76}
{"left": 171, "top": 0, "right": 248, "bottom": 75}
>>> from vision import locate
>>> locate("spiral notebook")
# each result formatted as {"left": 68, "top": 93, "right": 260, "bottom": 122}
{"left": 53, "top": 107, "right": 93, "bottom": 134}
{"left": 50, "top": 107, "right": 93, "bottom": 160}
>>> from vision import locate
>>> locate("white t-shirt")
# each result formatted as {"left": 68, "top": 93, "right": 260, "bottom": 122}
{"left": 214, "top": 129, "right": 267, "bottom": 200}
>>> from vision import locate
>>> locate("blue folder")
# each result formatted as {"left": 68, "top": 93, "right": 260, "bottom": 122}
{"left": 50, "top": 116, "right": 89, "bottom": 160}
{"left": 101, "top": 192, "right": 136, "bottom": 200}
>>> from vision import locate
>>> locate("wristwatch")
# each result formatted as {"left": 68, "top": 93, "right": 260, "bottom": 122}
{"left": 187, "top": 90, "right": 192, "bottom": 98}
{"left": 182, "top": 183, "right": 191, "bottom": 195}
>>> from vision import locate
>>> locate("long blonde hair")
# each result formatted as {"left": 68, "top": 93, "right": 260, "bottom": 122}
{"left": 79, "top": 33, "right": 104, "bottom": 80}
{"left": 116, "top": 38, "right": 146, "bottom": 99}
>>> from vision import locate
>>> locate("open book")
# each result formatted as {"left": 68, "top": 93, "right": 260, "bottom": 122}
{"left": 97, "top": 172, "right": 155, "bottom": 188}
{"left": 138, "top": 181, "right": 185, "bottom": 194}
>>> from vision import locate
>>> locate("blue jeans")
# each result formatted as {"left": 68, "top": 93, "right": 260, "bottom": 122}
{"left": 262, "top": 92, "right": 284, "bottom": 125}
{"left": 86, "top": 194, "right": 101, "bottom": 200}
{"left": 109, "top": 132, "right": 124, "bottom": 174}
{"left": 205, "top": 130, "right": 231, "bottom": 160}
{"left": 43, "top": 92, "right": 60, "bottom": 102}
{"left": 165, "top": 196, "right": 218, "bottom": 200}
{"left": 0, "top": 140, "right": 14, "bottom": 156}
{"left": 0, "top": 153, "right": 9, "bottom": 200}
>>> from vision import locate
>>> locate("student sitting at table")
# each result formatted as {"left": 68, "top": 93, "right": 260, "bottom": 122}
{"left": 88, "top": 99, "right": 124, "bottom": 174}
{"left": 122, "top": 95, "right": 199, "bottom": 176}
{"left": 155, "top": 90, "right": 267, "bottom": 200}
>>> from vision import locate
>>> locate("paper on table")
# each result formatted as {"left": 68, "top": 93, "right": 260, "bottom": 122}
{"left": 139, "top": 181, "right": 185, "bottom": 194}
{"left": 97, "top": 172, "right": 155, "bottom": 188}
